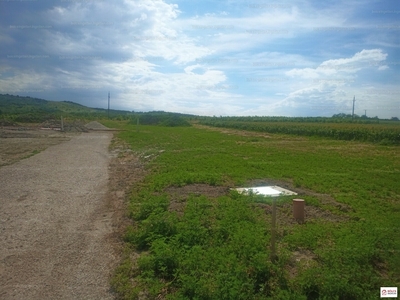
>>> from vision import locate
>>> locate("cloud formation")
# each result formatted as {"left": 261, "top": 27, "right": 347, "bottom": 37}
{"left": 0, "top": 0, "right": 399, "bottom": 118}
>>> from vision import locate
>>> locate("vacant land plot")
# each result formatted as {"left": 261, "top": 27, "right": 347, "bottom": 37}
{"left": 0, "top": 127, "right": 118, "bottom": 299}
{"left": 0, "top": 128, "right": 76, "bottom": 167}
{"left": 0, "top": 119, "right": 96, "bottom": 167}
{"left": 103, "top": 121, "right": 399, "bottom": 300}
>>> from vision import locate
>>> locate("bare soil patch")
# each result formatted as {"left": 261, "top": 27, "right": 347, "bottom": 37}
{"left": 0, "top": 120, "right": 121, "bottom": 167}
{"left": 0, "top": 128, "right": 78, "bottom": 167}
{"left": 41, "top": 119, "right": 89, "bottom": 132}
{"left": 85, "top": 121, "right": 112, "bottom": 131}
{"left": 107, "top": 136, "right": 148, "bottom": 245}
{"left": 0, "top": 125, "right": 146, "bottom": 300}
{"left": 0, "top": 131, "right": 116, "bottom": 299}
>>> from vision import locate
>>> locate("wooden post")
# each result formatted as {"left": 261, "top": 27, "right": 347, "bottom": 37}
{"left": 61, "top": 116, "right": 64, "bottom": 131}
{"left": 136, "top": 117, "right": 139, "bottom": 132}
{"left": 293, "top": 199, "right": 305, "bottom": 223}
{"left": 271, "top": 197, "right": 277, "bottom": 262}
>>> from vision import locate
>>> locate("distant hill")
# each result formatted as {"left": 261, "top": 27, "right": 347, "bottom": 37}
{"left": 0, "top": 94, "right": 103, "bottom": 114}
{"left": 0, "top": 94, "right": 197, "bottom": 124}
{"left": 0, "top": 94, "right": 133, "bottom": 122}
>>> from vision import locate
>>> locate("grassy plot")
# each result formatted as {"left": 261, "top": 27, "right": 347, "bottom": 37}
{"left": 104, "top": 121, "right": 400, "bottom": 299}
{"left": 198, "top": 119, "right": 400, "bottom": 145}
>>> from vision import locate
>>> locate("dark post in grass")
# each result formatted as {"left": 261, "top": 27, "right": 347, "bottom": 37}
{"left": 293, "top": 199, "right": 305, "bottom": 223}
{"left": 270, "top": 197, "right": 277, "bottom": 262}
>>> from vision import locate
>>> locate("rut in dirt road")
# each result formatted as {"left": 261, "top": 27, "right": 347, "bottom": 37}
{"left": 0, "top": 131, "right": 116, "bottom": 300}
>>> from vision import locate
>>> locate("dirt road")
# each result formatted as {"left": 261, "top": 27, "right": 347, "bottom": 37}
{"left": 0, "top": 131, "right": 116, "bottom": 299}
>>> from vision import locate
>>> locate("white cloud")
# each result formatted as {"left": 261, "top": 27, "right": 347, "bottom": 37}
{"left": 318, "top": 49, "right": 387, "bottom": 69}
{"left": 44, "top": 0, "right": 211, "bottom": 64}
{"left": 275, "top": 49, "right": 390, "bottom": 116}
{"left": 286, "top": 49, "right": 387, "bottom": 79}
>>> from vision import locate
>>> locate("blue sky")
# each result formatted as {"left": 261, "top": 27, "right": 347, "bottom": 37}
{"left": 0, "top": 0, "right": 399, "bottom": 118}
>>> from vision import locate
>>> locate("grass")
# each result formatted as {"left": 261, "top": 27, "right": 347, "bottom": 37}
{"left": 23, "top": 149, "right": 41, "bottom": 159}
{"left": 103, "top": 120, "right": 400, "bottom": 299}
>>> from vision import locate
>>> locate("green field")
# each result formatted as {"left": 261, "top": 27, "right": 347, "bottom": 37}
{"left": 103, "top": 120, "right": 400, "bottom": 300}
{"left": 198, "top": 117, "right": 400, "bottom": 145}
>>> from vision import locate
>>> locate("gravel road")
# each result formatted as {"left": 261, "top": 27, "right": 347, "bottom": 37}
{"left": 0, "top": 131, "right": 116, "bottom": 299}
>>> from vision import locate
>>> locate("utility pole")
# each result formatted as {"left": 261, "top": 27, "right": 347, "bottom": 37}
{"left": 108, "top": 92, "right": 110, "bottom": 119}
{"left": 364, "top": 110, "right": 367, "bottom": 117}
{"left": 352, "top": 95, "right": 355, "bottom": 119}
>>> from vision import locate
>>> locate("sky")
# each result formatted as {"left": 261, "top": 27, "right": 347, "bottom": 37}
{"left": 0, "top": 0, "right": 399, "bottom": 118}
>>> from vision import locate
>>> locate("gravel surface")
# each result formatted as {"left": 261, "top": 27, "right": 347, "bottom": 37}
{"left": 0, "top": 131, "right": 116, "bottom": 299}
{"left": 85, "top": 121, "right": 111, "bottom": 130}
{"left": 0, "top": 129, "right": 77, "bottom": 167}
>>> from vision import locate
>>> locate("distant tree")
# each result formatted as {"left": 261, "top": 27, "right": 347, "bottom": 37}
{"left": 391, "top": 117, "right": 399, "bottom": 121}
{"left": 332, "top": 113, "right": 352, "bottom": 118}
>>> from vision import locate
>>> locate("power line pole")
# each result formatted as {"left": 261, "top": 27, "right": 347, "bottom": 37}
{"left": 352, "top": 95, "right": 355, "bottom": 119}
{"left": 108, "top": 92, "right": 110, "bottom": 119}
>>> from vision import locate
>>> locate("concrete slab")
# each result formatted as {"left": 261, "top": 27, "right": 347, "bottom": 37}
{"left": 234, "top": 186, "right": 297, "bottom": 197}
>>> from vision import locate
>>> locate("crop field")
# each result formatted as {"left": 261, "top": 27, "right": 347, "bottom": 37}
{"left": 198, "top": 118, "right": 400, "bottom": 145}
{"left": 103, "top": 120, "right": 400, "bottom": 299}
